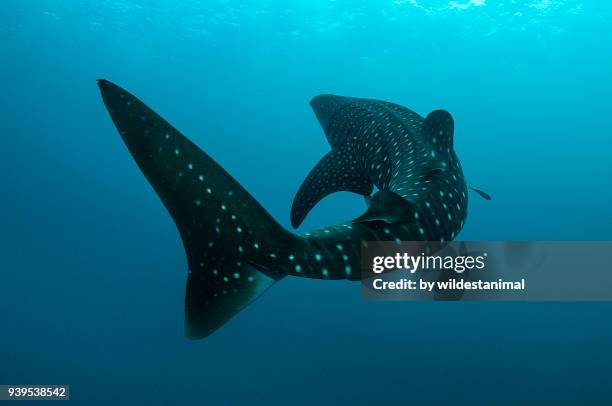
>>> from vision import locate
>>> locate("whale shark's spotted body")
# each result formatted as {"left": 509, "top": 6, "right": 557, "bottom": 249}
{"left": 98, "top": 80, "right": 475, "bottom": 339}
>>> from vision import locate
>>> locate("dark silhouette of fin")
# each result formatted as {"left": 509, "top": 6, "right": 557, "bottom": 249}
{"left": 470, "top": 187, "right": 492, "bottom": 201}
{"left": 291, "top": 147, "right": 373, "bottom": 228}
{"left": 352, "top": 190, "right": 414, "bottom": 224}
{"left": 98, "top": 79, "right": 295, "bottom": 339}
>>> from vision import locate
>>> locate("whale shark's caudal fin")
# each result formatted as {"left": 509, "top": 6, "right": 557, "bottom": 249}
{"left": 98, "top": 79, "right": 296, "bottom": 339}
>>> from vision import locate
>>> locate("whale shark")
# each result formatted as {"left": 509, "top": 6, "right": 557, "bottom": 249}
{"left": 98, "top": 79, "right": 486, "bottom": 339}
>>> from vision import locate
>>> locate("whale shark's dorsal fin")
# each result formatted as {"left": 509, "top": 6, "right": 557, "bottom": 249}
{"left": 291, "top": 146, "right": 373, "bottom": 228}
{"left": 353, "top": 190, "right": 414, "bottom": 224}
{"left": 422, "top": 110, "right": 454, "bottom": 148}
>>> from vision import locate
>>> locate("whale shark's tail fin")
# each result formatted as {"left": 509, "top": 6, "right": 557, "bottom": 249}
{"left": 98, "top": 79, "right": 295, "bottom": 339}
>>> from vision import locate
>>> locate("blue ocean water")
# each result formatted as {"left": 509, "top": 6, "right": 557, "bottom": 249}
{"left": 1, "top": 0, "right": 611, "bottom": 404}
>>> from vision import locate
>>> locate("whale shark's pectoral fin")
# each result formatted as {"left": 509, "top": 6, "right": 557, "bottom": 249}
{"left": 470, "top": 187, "right": 492, "bottom": 201}
{"left": 353, "top": 190, "right": 414, "bottom": 224}
{"left": 422, "top": 109, "right": 454, "bottom": 148}
{"left": 291, "top": 147, "right": 373, "bottom": 228}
